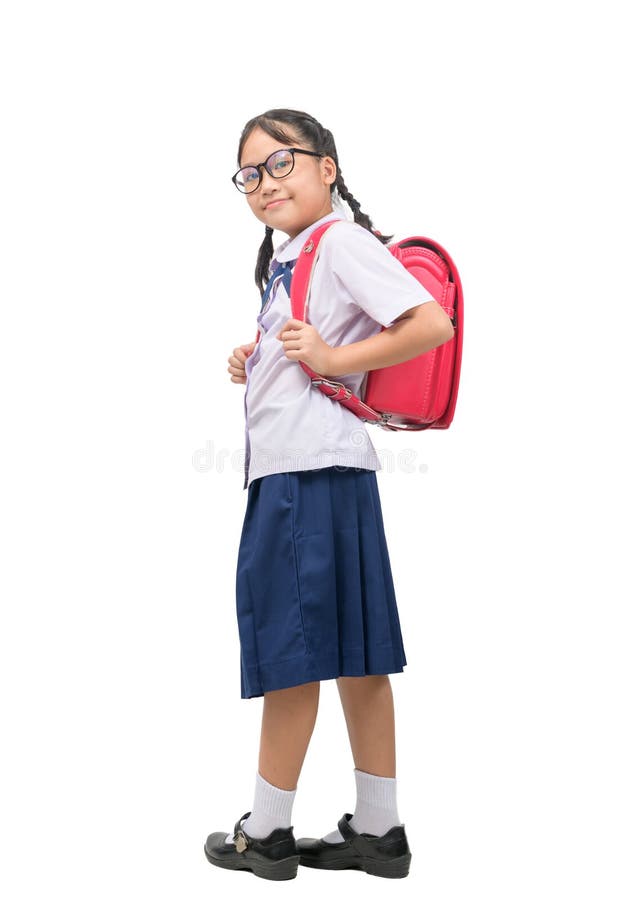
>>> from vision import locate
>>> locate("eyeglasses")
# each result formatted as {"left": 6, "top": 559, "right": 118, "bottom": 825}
{"left": 231, "top": 147, "right": 323, "bottom": 194}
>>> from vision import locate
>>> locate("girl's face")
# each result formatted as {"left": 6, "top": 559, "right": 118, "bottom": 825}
{"left": 239, "top": 126, "right": 337, "bottom": 239}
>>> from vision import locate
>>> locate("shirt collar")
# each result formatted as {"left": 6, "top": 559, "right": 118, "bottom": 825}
{"left": 270, "top": 209, "right": 348, "bottom": 269}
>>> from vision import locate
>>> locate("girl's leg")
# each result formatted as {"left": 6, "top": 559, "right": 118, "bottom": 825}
{"left": 336, "top": 674, "right": 396, "bottom": 775}
{"left": 236, "top": 681, "right": 320, "bottom": 840}
{"left": 314, "top": 674, "right": 400, "bottom": 841}
{"left": 258, "top": 680, "right": 321, "bottom": 789}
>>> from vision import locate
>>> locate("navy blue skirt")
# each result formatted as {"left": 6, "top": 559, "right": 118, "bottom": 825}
{"left": 235, "top": 466, "right": 408, "bottom": 699}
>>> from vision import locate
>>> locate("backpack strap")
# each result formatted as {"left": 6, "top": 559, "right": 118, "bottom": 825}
{"left": 289, "top": 220, "right": 433, "bottom": 431}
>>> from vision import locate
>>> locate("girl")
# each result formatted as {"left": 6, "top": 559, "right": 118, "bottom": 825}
{"left": 204, "top": 108, "right": 454, "bottom": 881}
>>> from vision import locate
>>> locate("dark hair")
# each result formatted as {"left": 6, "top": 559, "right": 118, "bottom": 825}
{"left": 235, "top": 108, "right": 395, "bottom": 299}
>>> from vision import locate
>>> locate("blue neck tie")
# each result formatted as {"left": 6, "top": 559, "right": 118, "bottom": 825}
{"left": 261, "top": 259, "right": 297, "bottom": 311}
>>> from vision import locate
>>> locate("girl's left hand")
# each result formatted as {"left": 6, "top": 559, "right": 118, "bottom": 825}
{"left": 276, "top": 318, "right": 335, "bottom": 376}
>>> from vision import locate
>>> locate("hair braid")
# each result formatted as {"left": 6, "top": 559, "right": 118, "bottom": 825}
{"left": 320, "top": 123, "right": 393, "bottom": 244}
{"left": 333, "top": 171, "right": 393, "bottom": 245}
{"left": 255, "top": 225, "right": 274, "bottom": 297}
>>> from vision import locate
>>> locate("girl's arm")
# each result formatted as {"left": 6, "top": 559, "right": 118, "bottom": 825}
{"left": 324, "top": 300, "right": 454, "bottom": 379}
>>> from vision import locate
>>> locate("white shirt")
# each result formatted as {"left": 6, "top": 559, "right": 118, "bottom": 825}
{"left": 242, "top": 209, "right": 436, "bottom": 490}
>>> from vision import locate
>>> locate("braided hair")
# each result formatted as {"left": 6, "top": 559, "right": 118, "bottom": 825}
{"left": 235, "top": 108, "right": 395, "bottom": 301}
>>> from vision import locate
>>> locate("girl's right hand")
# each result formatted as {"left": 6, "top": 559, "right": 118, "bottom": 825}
{"left": 228, "top": 342, "right": 257, "bottom": 384}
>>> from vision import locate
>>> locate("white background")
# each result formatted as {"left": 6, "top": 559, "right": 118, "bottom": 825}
{"left": 1, "top": 1, "right": 618, "bottom": 897}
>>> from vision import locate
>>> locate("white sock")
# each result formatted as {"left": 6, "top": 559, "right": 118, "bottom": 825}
{"left": 322, "top": 768, "right": 402, "bottom": 843}
{"left": 225, "top": 770, "right": 297, "bottom": 843}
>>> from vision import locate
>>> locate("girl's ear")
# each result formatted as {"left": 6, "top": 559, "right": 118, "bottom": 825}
{"left": 321, "top": 155, "right": 337, "bottom": 186}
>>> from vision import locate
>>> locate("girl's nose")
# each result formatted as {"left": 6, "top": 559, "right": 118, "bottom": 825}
{"left": 259, "top": 169, "right": 281, "bottom": 192}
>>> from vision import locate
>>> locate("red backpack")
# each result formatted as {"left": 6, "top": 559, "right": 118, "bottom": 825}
{"left": 255, "top": 220, "right": 464, "bottom": 431}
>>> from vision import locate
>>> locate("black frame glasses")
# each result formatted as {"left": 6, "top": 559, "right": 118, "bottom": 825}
{"left": 231, "top": 147, "right": 323, "bottom": 194}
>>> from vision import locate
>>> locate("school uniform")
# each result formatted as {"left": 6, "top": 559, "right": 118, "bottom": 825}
{"left": 236, "top": 209, "right": 437, "bottom": 699}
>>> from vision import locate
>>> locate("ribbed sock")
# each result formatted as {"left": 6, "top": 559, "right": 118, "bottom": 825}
{"left": 225, "top": 770, "right": 297, "bottom": 843}
{"left": 322, "top": 768, "right": 402, "bottom": 843}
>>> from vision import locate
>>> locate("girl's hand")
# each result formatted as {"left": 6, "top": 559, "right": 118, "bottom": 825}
{"left": 228, "top": 341, "right": 257, "bottom": 384}
{"left": 276, "top": 319, "right": 335, "bottom": 376}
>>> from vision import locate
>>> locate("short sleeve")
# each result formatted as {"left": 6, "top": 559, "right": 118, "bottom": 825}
{"left": 323, "top": 222, "right": 436, "bottom": 328}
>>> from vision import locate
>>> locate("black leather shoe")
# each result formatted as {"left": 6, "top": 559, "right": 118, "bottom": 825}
{"left": 296, "top": 812, "right": 412, "bottom": 878}
{"left": 204, "top": 811, "right": 300, "bottom": 881}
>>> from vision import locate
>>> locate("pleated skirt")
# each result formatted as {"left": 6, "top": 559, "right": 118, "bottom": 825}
{"left": 235, "top": 465, "right": 408, "bottom": 699}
